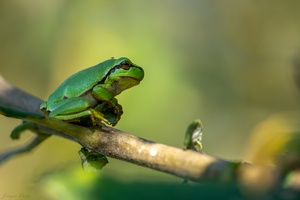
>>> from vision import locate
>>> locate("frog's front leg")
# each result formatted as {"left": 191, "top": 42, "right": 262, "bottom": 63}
{"left": 47, "top": 97, "right": 110, "bottom": 125}
{"left": 92, "top": 85, "right": 117, "bottom": 107}
{"left": 92, "top": 85, "right": 123, "bottom": 125}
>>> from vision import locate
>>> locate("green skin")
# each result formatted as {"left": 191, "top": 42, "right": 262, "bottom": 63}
{"left": 40, "top": 57, "right": 144, "bottom": 126}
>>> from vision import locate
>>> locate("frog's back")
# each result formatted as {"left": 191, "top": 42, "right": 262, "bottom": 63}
{"left": 47, "top": 59, "right": 114, "bottom": 104}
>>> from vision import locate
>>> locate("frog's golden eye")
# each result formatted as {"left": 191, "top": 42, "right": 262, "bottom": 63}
{"left": 120, "top": 60, "right": 131, "bottom": 70}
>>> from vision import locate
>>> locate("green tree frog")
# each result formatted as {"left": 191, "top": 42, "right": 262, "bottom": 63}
{"left": 40, "top": 57, "right": 144, "bottom": 126}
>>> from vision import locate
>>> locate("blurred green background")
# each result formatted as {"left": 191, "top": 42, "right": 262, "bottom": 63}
{"left": 1, "top": 0, "right": 300, "bottom": 199}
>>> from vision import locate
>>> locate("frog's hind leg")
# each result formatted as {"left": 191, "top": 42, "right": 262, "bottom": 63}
{"left": 53, "top": 108, "right": 110, "bottom": 126}
{"left": 49, "top": 97, "right": 110, "bottom": 126}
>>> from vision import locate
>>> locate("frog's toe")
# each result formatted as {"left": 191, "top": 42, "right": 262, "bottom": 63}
{"left": 114, "top": 104, "right": 123, "bottom": 116}
{"left": 89, "top": 108, "right": 111, "bottom": 126}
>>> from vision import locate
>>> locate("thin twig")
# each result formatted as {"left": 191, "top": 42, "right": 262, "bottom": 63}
{"left": 0, "top": 135, "right": 49, "bottom": 164}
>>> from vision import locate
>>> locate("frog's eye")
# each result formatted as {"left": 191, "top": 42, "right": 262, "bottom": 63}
{"left": 120, "top": 60, "right": 131, "bottom": 70}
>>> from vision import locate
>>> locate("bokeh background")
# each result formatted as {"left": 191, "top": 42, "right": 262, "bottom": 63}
{"left": 1, "top": 0, "right": 300, "bottom": 199}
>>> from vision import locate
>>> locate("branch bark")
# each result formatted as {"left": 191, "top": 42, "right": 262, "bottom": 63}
{"left": 0, "top": 75, "right": 279, "bottom": 194}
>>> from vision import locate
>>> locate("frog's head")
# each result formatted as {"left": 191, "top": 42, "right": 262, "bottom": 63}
{"left": 105, "top": 57, "right": 144, "bottom": 95}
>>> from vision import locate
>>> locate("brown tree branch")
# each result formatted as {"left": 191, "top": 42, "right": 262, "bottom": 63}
{"left": 0, "top": 75, "right": 279, "bottom": 194}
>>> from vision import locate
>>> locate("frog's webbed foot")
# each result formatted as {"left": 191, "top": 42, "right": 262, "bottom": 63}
{"left": 0, "top": 122, "right": 50, "bottom": 164}
{"left": 93, "top": 103, "right": 123, "bottom": 126}
{"left": 113, "top": 104, "right": 123, "bottom": 117}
